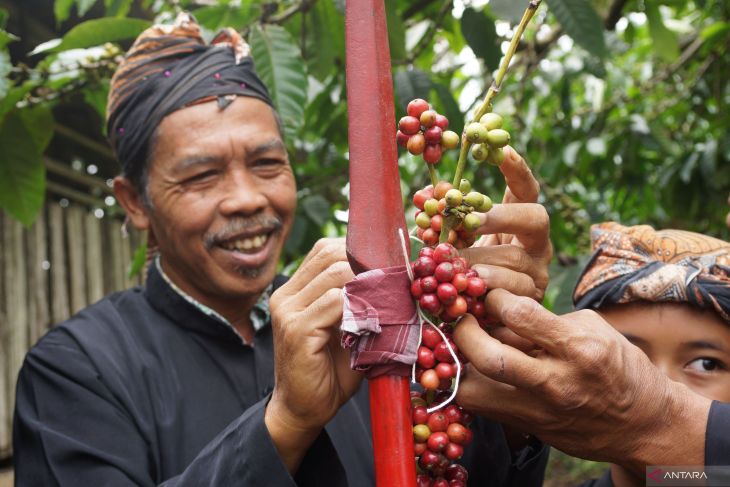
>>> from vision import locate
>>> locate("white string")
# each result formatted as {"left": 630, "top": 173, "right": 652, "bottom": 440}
{"left": 398, "top": 228, "right": 462, "bottom": 413}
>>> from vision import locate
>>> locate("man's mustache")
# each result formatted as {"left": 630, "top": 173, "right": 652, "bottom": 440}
{"left": 204, "top": 215, "right": 283, "bottom": 250}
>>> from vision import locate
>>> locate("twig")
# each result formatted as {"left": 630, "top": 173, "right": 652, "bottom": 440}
{"left": 394, "top": 0, "right": 453, "bottom": 66}
{"left": 263, "top": 0, "right": 317, "bottom": 25}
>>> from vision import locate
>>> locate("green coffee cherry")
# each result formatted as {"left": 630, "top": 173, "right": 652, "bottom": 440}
{"left": 464, "top": 191, "right": 485, "bottom": 209}
{"left": 445, "top": 188, "right": 463, "bottom": 207}
{"left": 415, "top": 211, "right": 432, "bottom": 229}
{"left": 487, "top": 147, "right": 505, "bottom": 166}
{"left": 476, "top": 194, "right": 493, "bottom": 212}
{"left": 458, "top": 178, "right": 471, "bottom": 194}
{"left": 423, "top": 198, "right": 440, "bottom": 217}
{"left": 486, "top": 129, "right": 510, "bottom": 148}
{"left": 471, "top": 143, "right": 489, "bottom": 161}
{"left": 465, "top": 122, "right": 488, "bottom": 144}
{"left": 463, "top": 213, "right": 480, "bottom": 232}
{"left": 479, "top": 112, "right": 503, "bottom": 131}
{"left": 440, "top": 130, "right": 460, "bottom": 150}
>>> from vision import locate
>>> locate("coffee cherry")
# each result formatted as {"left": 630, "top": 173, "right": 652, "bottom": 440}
{"left": 476, "top": 194, "right": 493, "bottom": 212}
{"left": 430, "top": 214, "right": 443, "bottom": 232}
{"left": 433, "top": 341, "right": 455, "bottom": 363}
{"left": 433, "top": 243, "right": 458, "bottom": 263}
{"left": 427, "top": 412, "right": 449, "bottom": 432}
{"left": 423, "top": 144, "right": 442, "bottom": 164}
{"left": 443, "top": 404, "right": 463, "bottom": 424}
{"left": 416, "top": 211, "right": 432, "bottom": 229}
{"left": 419, "top": 293, "right": 442, "bottom": 314}
{"left": 435, "top": 362, "right": 454, "bottom": 379}
{"left": 420, "top": 109, "right": 438, "bottom": 128}
{"left": 424, "top": 198, "right": 440, "bottom": 216}
{"left": 451, "top": 273, "right": 468, "bottom": 293}
{"left": 410, "top": 278, "right": 424, "bottom": 298}
{"left": 486, "top": 147, "right": 504, "bottom": 166}
{"left": 408, "top": 133, "right": 426, "bottom": 155}
{"left": 479, "top": 112, "right": 503, "bottom": 131}
{"left": 413, "top": 424, "right": 432, "bottom": 443}
{"left": 434, "top": 262, "right": 455, "bottom": 282}
{"left": 427, "top": 432, "right": 450, "bottom": 452}
{"left": 437, "top": 198, "right": 447, "bottom": 213}
{"left": 464, "top": 191, "right": 485, "bottom": 209}
{"left": 414, "top": 256, "right": 436, "bottom": 277}
{"left": 414, "top": 442, "right": 427, "bottom": 457}
{"left": 463, "top": 213, "right": 480, "bottom": 232}
{"left": 452, "top": 257, "right": 468, "bottom": 274}
{"left": 444, "top": 189, "right": 463, "bottom": 207}
{"left": 446, "top": 464, "right": 469, "bottom": 482}
{"left": 413, "top": 405, "right": 429, "bottom": 425}
{"left": 445, "top": 295, "right": 467, "bottom": 317}
{"left": 434, "top": 114, "right": 449, "bottom": 130}
{"left": 470, "top": 300, "right": 487, "bottom": 318}
{"left": 399, "top": 115, "right": 421, "bottom": 135}
{"left": 416, "top": 474, "right": 431, "bottom": 487}
{"left": 471, "top": 143, "right": 488, "bottom": 161}
{"left": 466, "top": 277, "right": 486, "bottom": 297}
{"left": 421, "top": 275, "right": 438, "bottom": 293}
{"left": 411, "top": 394, "right": 427, "bottom": 408}
{"left": 422, "top": 228, "right": 439, "bottom": 246}
{"left": 446, "top": 423, "right": 472, "bottom": 445}
{"left": 436, "top": 282, "right": 458, "bottom": 305}
{"left": 465, "top": 122, "right": 488, "bottom": 143}
{"left": 407, "top": 98, "right": 430, "bottom": 119}
{"left": 460, "top": 410, "right": 474, "bottom": 426}
{"left": 432, "top": 477, "right": 449, "bottom": 487}
{"left": 413, "top": 189, "right": 429, "bottom": 210}
{"left": 424, "top": 126, "right": 443, "bottom": 144}
{"left": 419, "top": 449, "right": 439, "bottom": 470}
{"left": 441, "top": 130, "right": 460, "bottom": 149}
{"left": 486, "top": 128, "right": 510, "bottom": 148}
{"left": 396, "top": 130, "right": 410, "bottom": 148}
{"left": 422, "top": 326, "right": 442, "bottom": 348}
{"left": 420, "top": 368, "right": 440, "bottom": 390}
{"left": 417, "top": 346, "right": 436, "bottom": 369}
{"left": 458, "top": 178, "right": 471, "bottom": 194}
{"left": 444, "top": 442, "right": 464, "bottom": 461}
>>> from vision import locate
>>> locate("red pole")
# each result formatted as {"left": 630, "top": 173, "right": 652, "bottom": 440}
{"left": 345, "top": 2, "right": 416, "bottom": 486}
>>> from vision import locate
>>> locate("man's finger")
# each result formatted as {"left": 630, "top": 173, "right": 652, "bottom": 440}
{"left": 484, "top": 289, "right": 569, "bottom": 353}
{"left": 460, "top": 245, "right": 537, "bottom": 279}
{"left": 453, "top": 314, "right": 546, "bottom": 389}
{"left": 283, "top": 239, "right": 348, "bottom": 294}
{"left": 499, "top": 146, "right": 539, "bottom": 204}
{"left": 289, "top": 261, "right": 354, "bottom": 309}
{"left": 488, "top": 325, "right": 540, "bottom": 354}
{"left": 475, "top": 203, "right": 550, "bottom": 255}
{"left": 470, "top": 264, "right": 540, "bottom": 300}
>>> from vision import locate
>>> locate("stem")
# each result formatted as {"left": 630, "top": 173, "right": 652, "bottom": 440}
{"left": 439, "top": 0, "right": 542, "bottom": 242}
{"left": 427, "top": 164, "right": 438, "bottom": 187}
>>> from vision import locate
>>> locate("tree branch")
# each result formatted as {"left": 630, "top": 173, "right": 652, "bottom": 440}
{"left": 262, "top": 0, "right": 317, "bottom": 25}
{"left": 393, "top": 0, "right": 453, "bottom": 66}
{"left": 604, "top": 0, "right": 628, "bottom": 30}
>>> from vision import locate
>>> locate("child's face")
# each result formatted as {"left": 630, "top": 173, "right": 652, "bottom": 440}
{"left": 600, "top": 302, "right": 730, "bottom": 403}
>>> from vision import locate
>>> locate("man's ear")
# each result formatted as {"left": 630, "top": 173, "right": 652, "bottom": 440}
{"left": 113, "top": 176, "right": 151, "bottom": 231}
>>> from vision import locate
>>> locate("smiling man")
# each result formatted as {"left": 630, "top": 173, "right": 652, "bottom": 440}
{"left": 13, "top": 14, "right": 553, "bottom": 487}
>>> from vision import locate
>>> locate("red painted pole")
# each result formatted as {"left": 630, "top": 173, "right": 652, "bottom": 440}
{"left": 345, "top": 2, "right": 416, "bottom": 486}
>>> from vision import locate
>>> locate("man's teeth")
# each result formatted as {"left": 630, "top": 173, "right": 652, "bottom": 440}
{"left": 222, "top": 234, "right": 269, "bottom": 251}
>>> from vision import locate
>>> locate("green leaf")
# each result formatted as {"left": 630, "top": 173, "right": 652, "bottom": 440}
{"left": 76, "top": 0, "right": 97, "bottom": 17}
{"left": 0, "top": 8, "right": 8, "bottom": 28}
{"left": 0, "top": 82, "right": 35, "bottom": 123}
{"left": 127, "top": 240, "right": 148, "bottom": 279}
{"left": 249, "top": 24, "right": 307, "bottom": 142}
{"left": 488, "top": 0, "right": 526, "bottom": 24}
{"left": 0, "top": 50, "right": 10, "bottom": 100}
{"left": 393, "top": 69, "right": 432, "bottom": 113}
{"left": 645, "top": 0, "right": 679, "bottom": 61}
{"left": 51, "top": 17, "right": 151, "bottom": 52}
{"left": 386, "top": 1, "right": 406, "bottom": 62}
{"left": 191, "top": 2, "right": 258, "bottom": 31}
{"left": 461, "top": 8, "right": 501, "bottom": 70}
{"left": 0, "top": 111, "right": 46, "bottom": 226}
{"left": 83, "top": 83, "right": 110, "bottom": 128}
{"left": 104, "top": 0, "right": 133, "bottom": 17}
{"left": 301, "top": 194, "right": 331, "bottom": 226}
{"left": 305, "top": 0, "right": 345, "bottom": 81}
{"left": 547, "top": 0, "right": 607, "bottom": 59}
{"left": 55, "top": 0, "right": 74, "bottom": 24}
{"left": 433, "top": 82, "right": 463, "bottom": 136}
{"left": 0, "top": 29, "right": 18, "bottom": 50}
{"left": 19, "top": 104, "right": 55, "bottom": 152}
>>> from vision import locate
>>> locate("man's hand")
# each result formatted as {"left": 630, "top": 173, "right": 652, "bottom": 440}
{"left": 265, "top": 238, "right": 363, "bottom": 473}
{"left": 453, "top": 289, "right": 713, "bottom": 473}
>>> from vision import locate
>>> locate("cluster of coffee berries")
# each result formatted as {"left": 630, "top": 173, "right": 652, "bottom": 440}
{"left": 464, "top": 112, "right": 510, "bottom": 166}
{"left": 412, "top": 388, "right": 472, "bottom": 485}
{"left": 413, "top": 180, "right": 493, "bottom": 249}
{"left": 411, "top": 243, "right": 488, "bottom": 322}
{"left": 397, "top": 99, "right": 460, "bottom": 165}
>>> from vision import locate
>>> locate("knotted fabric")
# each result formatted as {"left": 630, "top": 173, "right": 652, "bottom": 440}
{"left": 341, "top": 266, "right": 420, "bottom": 378}
{"left": 106, "top": 12, "right": 272, "bottom": 185}
{"left": 573, "top": 222, "right": 730, "bottom": 322}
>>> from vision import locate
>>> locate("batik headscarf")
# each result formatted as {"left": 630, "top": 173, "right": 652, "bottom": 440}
{"left": 573, "top": 222, "right": 730, "bottom": 322}
{"left": 106, "top": 12, "right": 273, "bottom": 184}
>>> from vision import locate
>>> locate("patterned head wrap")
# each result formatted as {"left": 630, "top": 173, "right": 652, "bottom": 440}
{"left": 573, "top": 222, "right": 730, "bottom": 322}
{"left": 106, "top": 13, "right": 273, "bottom": 185}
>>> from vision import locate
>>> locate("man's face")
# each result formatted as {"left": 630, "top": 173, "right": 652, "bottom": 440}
{"left": 136, "top": 97, "right": 296, "bottom": 305}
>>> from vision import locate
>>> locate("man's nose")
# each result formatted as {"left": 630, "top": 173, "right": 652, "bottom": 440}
{"left": 218, "top": 168, "right": 268, "bottom": 216}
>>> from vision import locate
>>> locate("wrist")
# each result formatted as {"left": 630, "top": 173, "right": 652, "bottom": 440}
{"left": 623, "top": 379, "right": 712, "bottom": 475}
{"left": 265, "top": 395, "right": 322, "bottom": 473}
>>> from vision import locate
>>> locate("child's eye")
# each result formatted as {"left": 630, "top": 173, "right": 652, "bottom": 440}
{"left": 686, "top": 358, "right": 723, "bottom": 373}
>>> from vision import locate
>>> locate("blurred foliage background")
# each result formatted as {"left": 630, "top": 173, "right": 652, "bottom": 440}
{"left": 0, "top": 0, "right": 728, "bottom": 483}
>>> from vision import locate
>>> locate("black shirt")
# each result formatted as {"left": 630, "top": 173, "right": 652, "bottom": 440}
{"left": 14, "top": 262, "right": 548, "bottom": 486}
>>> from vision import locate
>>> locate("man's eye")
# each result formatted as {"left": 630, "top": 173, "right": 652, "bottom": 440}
{"left": 686, "top": 358, "right": 723, "bottom": 373}
{"left": 186, "top": 170, "right": 218, "bottom": 182}
{"left": 255, "top": 158, "right": 284, "bottom": 167}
